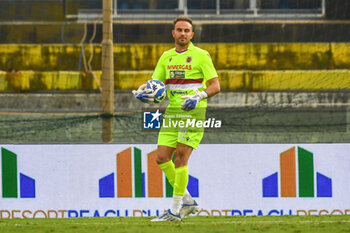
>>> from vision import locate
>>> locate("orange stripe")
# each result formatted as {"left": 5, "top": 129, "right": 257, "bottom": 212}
{"left": 117, "top": 147, "right": 132, "bottom": 197}
{"left": 280, "top": 147, "right": 296, "bottom": 197}
{"left": 147, "top": 150, "right": 163, "bottom": 197}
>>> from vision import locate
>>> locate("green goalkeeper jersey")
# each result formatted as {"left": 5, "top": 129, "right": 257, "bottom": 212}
{"left": 152, "top": 42, "right": 218, "bottom": 108}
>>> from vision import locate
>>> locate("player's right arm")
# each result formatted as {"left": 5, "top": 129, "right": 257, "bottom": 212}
{"left": 132, "top": 83, "right": 155, "bottom": 103}
{"left": 151, "top": 52, "right": 167, "bottom": 82}
{"left": 132, "top": 52, "right": 167, "bottom": 103}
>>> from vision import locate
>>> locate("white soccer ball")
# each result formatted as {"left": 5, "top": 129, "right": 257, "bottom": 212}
{"left": 146, "top": 79, "right": 166, "bottom": 104}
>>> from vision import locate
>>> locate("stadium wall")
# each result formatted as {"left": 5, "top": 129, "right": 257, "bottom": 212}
{"left": 1, "top": 22, "right": 350, "bottom": 43}
{"left": 1, "top": 91, "right": 349, "bottom": 113}
{"left": 325, "top": 0, "right": 350, "bottom": 19}
{"left": 1, "top": 70, "right": 350, "bottom": 92}
{"left": 0, "top": 43, "right": 350, "bottom": 92}
{"left": 0, "top": 144, "right": 349, "bottom": 218}
{"left": 0, "top": 0, "right": 349, "bottom": 21}
{"left": 0, "top": 0, "right": 65, "bottom": 21}
{"left": 1, "top": 43, "right": 350, "bottom": 71}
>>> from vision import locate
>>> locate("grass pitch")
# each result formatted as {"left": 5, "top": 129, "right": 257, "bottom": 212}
{"left": 0, "top": 215, "right": 350, "bottom": 233}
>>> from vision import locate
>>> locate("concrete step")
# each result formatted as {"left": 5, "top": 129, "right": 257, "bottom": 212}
{"left": 1, "top": 91, "right": 350, "bottom": 113}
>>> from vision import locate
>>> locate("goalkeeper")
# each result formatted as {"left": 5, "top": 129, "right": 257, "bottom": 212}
{"left": 133, "top": 16, "right": 220, "bottom": 222}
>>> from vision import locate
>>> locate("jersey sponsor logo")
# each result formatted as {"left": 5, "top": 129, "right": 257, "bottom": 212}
{"left": 170, "top": 90, "right": 188, "bottom": 96}
{"left": 167, "top": 64, "right": 192, "bottom": 70}
{"left": 186, "top": 56, "right": 192, "bottom": 63}
{"left": 170, "top": 70, "right": 185, "bottom": 79}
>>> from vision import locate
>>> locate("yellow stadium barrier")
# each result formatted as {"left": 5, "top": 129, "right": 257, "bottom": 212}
{"left": 1, "top": 43, "right": 350, "bottom": 71}
{"left": 1, "top": 70, "right": 350, "bottom": 91}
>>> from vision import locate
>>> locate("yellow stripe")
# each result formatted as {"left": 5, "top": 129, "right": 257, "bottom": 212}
{"left": 1, "top": 70, "right": 350, "bottom": 91}
{"left": 0, "top": 71, "right": 7, "bottom": 91}
{"left": 1, "top": 43, "right": 350, "bottom": 70}
{"left": 249, "top": 70, "right": 350, "bottom": 91}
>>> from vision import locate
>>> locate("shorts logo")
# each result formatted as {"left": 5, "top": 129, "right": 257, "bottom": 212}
{"left": 186, "top": 56, "right": 192, "bottom": 63}
{"left": 143, "top": 110, "right": 162, "bottom": 129}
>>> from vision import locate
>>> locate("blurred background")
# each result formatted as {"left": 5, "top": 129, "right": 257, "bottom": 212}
{"left": 0, "top": 0, "right": 350, "bottom": 144}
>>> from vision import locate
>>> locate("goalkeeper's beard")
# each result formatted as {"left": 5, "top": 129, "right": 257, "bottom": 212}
{"left": 175, "top": 38, "right": 190, "bottom": 47}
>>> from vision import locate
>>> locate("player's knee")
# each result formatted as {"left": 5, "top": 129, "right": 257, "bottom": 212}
{"left": 173, "top": 154, "right": 188, "bottom": 167}
{"left": 174, "top": 161, "right": 187, "bottom": 168}
{"left": 156, "top": 156, "right": 169, "bottom": 165}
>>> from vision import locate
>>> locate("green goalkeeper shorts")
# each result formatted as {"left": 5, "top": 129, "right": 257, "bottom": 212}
{"left": 157, "top": 127, "right": 204, "bottom": 149}
{"left": 157, "top": 107, "right": 205, "bottom": 149}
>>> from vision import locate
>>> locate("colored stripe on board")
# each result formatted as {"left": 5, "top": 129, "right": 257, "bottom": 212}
{"left": 117, "top": 148, "right": 132, "bottom": 197}
{"left": 147, "top": 150, "right": 163, "bottom": 197}
{"left": 280, "top": 147, "right": 296, "bottom": 197}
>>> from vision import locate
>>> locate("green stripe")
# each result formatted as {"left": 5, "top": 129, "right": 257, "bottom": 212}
{"left": 2, "top": 148, "right": 18, "bottom": 198}
{"left": 133, "top": 147, "right": 143, "bottom": 198}
{"left": 165, "top": 177, "right": 173, "bottom": 198}
{"left": 298, "top": 147, "right": 314, "bottom": 197}
{"left": 165, "top": 153, "right": 176, "bottom": 198}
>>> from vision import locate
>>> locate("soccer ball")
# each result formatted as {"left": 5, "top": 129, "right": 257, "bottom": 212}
{"left": 146, "top": 79, "right": 166, "bottom": 104}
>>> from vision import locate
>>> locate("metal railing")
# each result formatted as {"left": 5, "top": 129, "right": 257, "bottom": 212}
{"left": 64, "top": 0, "right": 326, "bottom": 21}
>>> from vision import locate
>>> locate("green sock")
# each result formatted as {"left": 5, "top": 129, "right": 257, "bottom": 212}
{"left": 158, "top": 160, "right": 176, "bottom": 186}
{"left": 159, "top": 162, "right": 193, "bottom": 201}
{"left": 173, "top": 166, "right": 189, "bottom": 196}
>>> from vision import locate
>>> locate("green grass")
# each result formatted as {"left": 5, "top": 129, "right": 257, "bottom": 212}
{"left": 1, "top": 216, "right": 350, "bottom": 233}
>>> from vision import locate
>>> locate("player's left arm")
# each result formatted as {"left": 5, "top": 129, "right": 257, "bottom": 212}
{"left": 203, "top": 77, "right": 220, "bottom": 98}
{"left": 198, "top": 51, "right": 220, "bottom": 99}
{"left": 181, "top": 51, "right": 220, "bottom": 111}
{"left": 181, "top": 77, "right": 220, "bottom": 111}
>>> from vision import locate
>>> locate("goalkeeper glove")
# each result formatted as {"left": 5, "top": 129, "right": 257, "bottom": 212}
{"left": 132, "top": 84, "right": 155, "bottom": 103}
{"left": 181, "top": 89, "right": 208, "bottom": 111}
